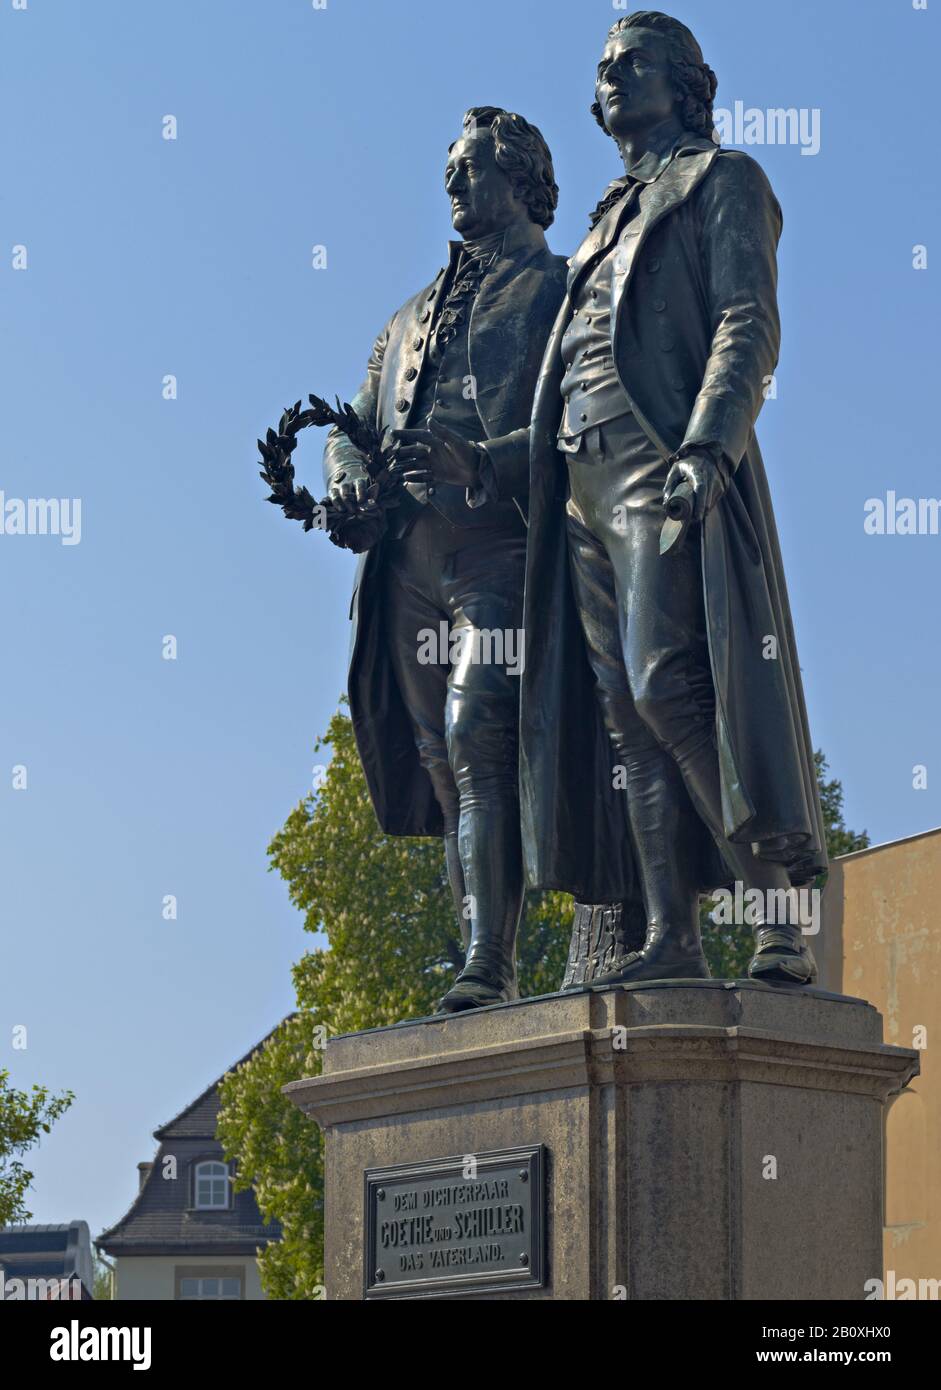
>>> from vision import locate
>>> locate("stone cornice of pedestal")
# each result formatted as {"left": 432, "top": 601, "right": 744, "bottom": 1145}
{"left": 283, "top": 1011, "right": 919, "bottom": 1130}
{"left": 283, "top": 1029, "right": 594, "bottom": 1128}
{"left": 593, "top": 1025, "right": 918, "bottom": 1097}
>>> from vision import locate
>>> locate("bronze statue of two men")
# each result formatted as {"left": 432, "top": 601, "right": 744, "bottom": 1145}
{"left": 322, "top": 11, "right": 827, "bottom": 1014}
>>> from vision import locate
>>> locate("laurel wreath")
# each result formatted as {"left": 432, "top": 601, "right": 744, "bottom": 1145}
{"left": 257, "top": 394, "right": 404, "bottom": 552}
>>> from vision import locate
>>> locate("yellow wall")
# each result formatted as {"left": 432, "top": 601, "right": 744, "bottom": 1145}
{"left": 820, "top": 828, "right": 941, "bottom": 1284}
{"left": 113, "top": 1254, "right": 266, "bottom": 1301}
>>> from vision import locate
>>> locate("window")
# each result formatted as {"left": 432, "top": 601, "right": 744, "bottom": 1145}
{"left": 193, "top": 1160, "right": 230, "bottom": 1210}
{"left": 178, "top": 1275, "right": 242, "bottom": 1300}
{"left": 174, "top": 1264, "right": 245, "bottom": 1300}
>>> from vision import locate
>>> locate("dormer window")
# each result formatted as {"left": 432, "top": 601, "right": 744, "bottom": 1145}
{"left": 193, "top": 1161, "right": 231, "bottom": 1210}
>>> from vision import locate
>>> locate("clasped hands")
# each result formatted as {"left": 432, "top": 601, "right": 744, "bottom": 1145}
{"left": 327, "top": 417, "right": 480, "bottom": 511}
{"left": 388, "top": 417, "right": 482, "bottom": 490}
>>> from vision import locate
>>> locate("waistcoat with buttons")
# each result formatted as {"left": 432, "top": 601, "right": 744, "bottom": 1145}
{"left": 402, "top": 254, "right": 525, "bottom": 532}
{"left": 559, "top": 183, "right": 645, "bottom": 444}
{"left": 559, "top": 248, "right": 633, "bottom": 442}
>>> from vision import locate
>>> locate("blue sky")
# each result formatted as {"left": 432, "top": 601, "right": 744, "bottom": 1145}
{"left": 1, "top": 0, "right": 938, "bottom": 1242}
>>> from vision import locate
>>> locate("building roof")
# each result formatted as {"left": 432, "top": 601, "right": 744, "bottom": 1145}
{"left": 98, "top": 1023, "right": 288, "bottom": 1257}
{"left": 0, "top": 1221, "right": 95, "bottom": 1296}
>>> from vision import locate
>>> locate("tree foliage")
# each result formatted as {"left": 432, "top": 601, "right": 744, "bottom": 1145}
{"left": 93, "top": 1258, "right": 115, "bottom": 1301}
{"left": 0, "top": 1071, "right": 73, "bottom": 1227}
{"left": 217, "top": 1012, "right": 325, "bottom": 1299}
{"left": 218, "top": 708, "right": 867, "bottom": 1297}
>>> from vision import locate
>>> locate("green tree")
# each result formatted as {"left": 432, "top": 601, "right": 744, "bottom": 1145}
{"left": 218, "top": 708, "right": 867, "bottom": 1297}
{"left": 0, "top": 1071, "right": 73, "bottom": 1227}
{"left": 93, "top": 1256, "right": 115, "bottom": 1301}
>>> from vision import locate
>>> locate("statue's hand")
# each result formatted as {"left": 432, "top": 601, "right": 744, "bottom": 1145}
{"left": 663, "top": 450, "right": 726, "bottom": 524}
{"left": 328, "top": 459, "right": 372, "bottom": 510}
{"left": 389, "top": 418, "right": 482, "bottom": 490}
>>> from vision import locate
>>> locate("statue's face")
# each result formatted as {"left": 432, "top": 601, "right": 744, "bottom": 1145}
{"left": 596, "top": 27, "right": 676, "bottom": 137}
{"left": 445, "top": 132, "right": 520, "bottom": 239}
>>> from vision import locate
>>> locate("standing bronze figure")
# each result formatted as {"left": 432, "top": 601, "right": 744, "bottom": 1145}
{"left": 322, "top": 108, "right": 567, "bottom": 1012}
{"left": 427, "top": 13, "right": 826, "bottom": 987}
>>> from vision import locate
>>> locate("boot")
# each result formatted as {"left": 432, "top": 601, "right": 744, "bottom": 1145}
{"left": 443, "top": 830, "right": 471, "bottom": 954}
{"left": 748, "top": 924, "right": 817, "bottom": 986}
{"left": 437, "top": 798, "right": 523, "bottom": 1013}
{"left": 672, "top": 730, "right": 817, "bottom": 986}
{"left": 588, "top": 746, "right": 710, "bottom": 986}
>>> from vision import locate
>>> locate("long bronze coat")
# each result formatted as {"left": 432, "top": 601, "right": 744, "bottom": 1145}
{"left": 498, "top": 135, "right": 827, "bottom": 900}
{"left": 323, "top": 219, "right": 568, "bottom": 836}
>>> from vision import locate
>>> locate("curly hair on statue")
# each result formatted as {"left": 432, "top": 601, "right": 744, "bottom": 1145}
{"left": 456, "top": 106, "right": 559, "bottom": 230}
{"left": 590, "top": 11, "right": 718, "bottom": 140}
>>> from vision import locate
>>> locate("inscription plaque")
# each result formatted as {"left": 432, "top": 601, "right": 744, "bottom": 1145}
{"left": 364, "top": 1144, "right": 547, "bottom": 1299}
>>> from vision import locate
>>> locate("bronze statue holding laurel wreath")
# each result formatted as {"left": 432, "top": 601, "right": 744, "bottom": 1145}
{"left": 260, "top": 107, "right": 567, "bottom": 1012}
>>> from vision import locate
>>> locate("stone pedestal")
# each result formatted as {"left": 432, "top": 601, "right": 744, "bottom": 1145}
{"left": 284, "top": 981, "right": 918, "bottom": 1300}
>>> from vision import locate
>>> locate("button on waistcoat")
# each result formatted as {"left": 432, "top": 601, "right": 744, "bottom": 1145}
{"left": 403, "top": 242, "right": 524, "bottom": 532}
